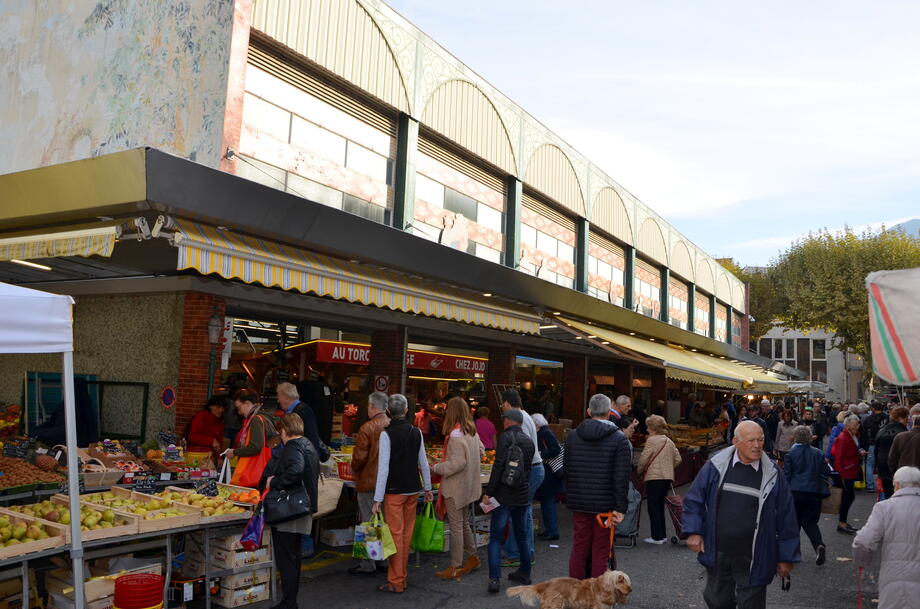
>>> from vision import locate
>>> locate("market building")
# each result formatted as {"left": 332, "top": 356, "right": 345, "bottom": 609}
{"left": 0, "top": 0, "right": 793, "bottom": 443}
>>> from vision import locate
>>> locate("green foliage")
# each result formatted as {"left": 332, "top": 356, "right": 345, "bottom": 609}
{"left": 770, "top": 227, "right": 920, "bottom": 373}
{"left": 716, "top": 259, "right": 782, "bottom": 341}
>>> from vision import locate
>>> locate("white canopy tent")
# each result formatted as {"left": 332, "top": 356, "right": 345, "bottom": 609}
{"left": 0, "top": 282, "right": 85, "bottom": 607}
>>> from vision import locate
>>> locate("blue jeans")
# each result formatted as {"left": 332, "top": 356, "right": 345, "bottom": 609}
{"left": 865, "top": 450, "right": 875, "bottom": 490}
{"left": 536, "top": 473, "right": 563, "bottom": 537}
{"left": 488, "top": 505, "right": 531, "bottom": 579}
{"left": 503, "top": 463, "right": 544, "bottom": 560}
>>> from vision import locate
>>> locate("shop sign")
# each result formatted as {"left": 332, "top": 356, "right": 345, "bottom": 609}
{"left": 314, "top": 341, "right": 488, "bottom": 373}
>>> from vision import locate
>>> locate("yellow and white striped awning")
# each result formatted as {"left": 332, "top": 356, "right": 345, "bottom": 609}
{"left": 172, "top": 220, "right": 541, "bottom": 335}
{"left": 561, "top": 318, "right": 787, "bottom": 391}
{"left": 0, "top": 225, "right": 120, "bottom": 262}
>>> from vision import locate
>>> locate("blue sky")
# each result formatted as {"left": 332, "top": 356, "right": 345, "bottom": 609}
{"left": 385, "top": 0, "right": 920, "bottom": 266}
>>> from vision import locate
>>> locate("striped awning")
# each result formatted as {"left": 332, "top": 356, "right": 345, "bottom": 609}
{"left": 172, "top": 219, "right": 541, "bottom": 335}
{"left": 0, "top": 225, "right": 120, "bottom": 262}
{"left": 561, "top": 318, "right": 788, "bottom": 391}
{"left": 867, "top": 267, "right": 920, "bottom": 386}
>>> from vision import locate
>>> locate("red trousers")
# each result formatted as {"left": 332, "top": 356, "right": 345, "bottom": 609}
{"left": 568, "top": 511, "right": 612, "bottom": 579}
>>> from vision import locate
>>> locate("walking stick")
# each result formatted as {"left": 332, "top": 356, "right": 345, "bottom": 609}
{"left": 596, "top": 512, "right": 618, "bottom": 570}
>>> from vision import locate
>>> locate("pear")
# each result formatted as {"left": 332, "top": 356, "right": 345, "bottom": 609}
{"left": 0, "top": 527, "right": 10, "bottom": 541}
{"left": 6, "top": 539, "right": 21, "bottom": 546}
{"left": 26, "top": 525, "right": 42, "bottom": 540}
{"left": 37, "top": 530, "right": 50, "bottom": 540}
{"left": 59, "top": 511, "right": 71, "bottom": 525}
{"left": 102, "top": 509, "right": 115, "bottom": 523}
{"left": 0, "top": 516, "right": 8, "bottom": 528}
{"left": 11, "top": 525, "right": 26, "bottom": 540}
{"left": 45, "top": 510, "right": 60, "bottom": 522}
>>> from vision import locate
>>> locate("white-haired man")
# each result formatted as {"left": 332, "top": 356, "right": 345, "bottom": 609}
{"left": 853, "top": 466, "right": 920, "bottom": 609}
{"left": 565, "top": 394, "right": 632, "bottom": 579}
{"left": 609, "top": 394, "right": 639, "bottom": 439}
{"left": 277, "top": 382, "right": 329, "bottom": 462}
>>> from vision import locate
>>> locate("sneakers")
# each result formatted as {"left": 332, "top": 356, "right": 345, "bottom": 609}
{"left": 643, "top": 537, "right": 667, "bottom": 545}
{"left": 507, "top": 570, "right": 532, "bottom": 585}
{"left": 816, "top": 544, "right": 826, "bottom": 566}
{"left": 488, "top": 578, "right": 501, "bottom": 594}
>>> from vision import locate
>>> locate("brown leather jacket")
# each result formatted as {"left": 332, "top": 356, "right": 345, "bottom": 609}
{"left": 351, "top": 412, "right": 390, "bottom": 492}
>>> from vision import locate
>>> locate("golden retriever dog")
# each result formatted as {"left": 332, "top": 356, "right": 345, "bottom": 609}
{"left": 506, "top": 570, "right": 632, "bottom": 609}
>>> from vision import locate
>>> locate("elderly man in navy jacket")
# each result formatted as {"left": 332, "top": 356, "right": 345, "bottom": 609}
{"left": 683, "top": 421, "right": 800, "bottom": 609}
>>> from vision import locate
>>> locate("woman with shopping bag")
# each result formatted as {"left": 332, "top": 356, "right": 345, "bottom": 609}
{"left": 224, "top": 389, "right": 276, "bottom": 488}
{"left": 256, "top": 413, "right": 319, "bottom": 609}
{"left": 430, "top": 397, "right": 484, "bottom": 580}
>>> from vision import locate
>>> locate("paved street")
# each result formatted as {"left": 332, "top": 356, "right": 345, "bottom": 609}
{"left": 296, "top": 488, "right": 878, "bottom": 609}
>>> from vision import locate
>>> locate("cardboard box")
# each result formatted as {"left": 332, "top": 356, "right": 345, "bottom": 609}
{"left": 189, "top": 529, "right": 270, "bottom": 552}
{"left": 188, "top": 543, "right": 271, "bottom": 570}
{"left": 0, "top": 574, "right": 39, "bottom": 609}
{"left": 475, "top": 531, "right": 490, "bottom": 547}
{"left": 319, "top": 527, "right": 353, "bottom": 547}
{"left": 220, "top": 567, "right": 272, "bottom": 589}
{"left": 213, "top": 583, "right": 270, "bottom": 607}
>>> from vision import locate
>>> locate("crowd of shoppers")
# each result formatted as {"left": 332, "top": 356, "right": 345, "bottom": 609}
{"left": 213, "top": 383, "right": 916, "bottom": 607}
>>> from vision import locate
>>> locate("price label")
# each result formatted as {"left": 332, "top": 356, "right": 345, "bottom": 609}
{"left": 160, "top": 473, "right": 171, "bottom": 481}
{"left": 59, "top": 475, "right": 86, "bottom": 495}
{"left": 133, "top": 476, "right": 158, "bottom": 494}
{"left": 183, "top": 582, "right": 193, "bottom": 602}
{"left": 2, "top": 446, "right": 27, "bottom": 459}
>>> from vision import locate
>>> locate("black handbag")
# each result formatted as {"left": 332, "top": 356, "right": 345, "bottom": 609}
{"left": 263, "top": 484, "right": 311, "bottom": 524}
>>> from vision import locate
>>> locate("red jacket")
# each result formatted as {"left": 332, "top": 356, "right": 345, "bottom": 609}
{"left": 831, "top": 430, "right": 861, "bottom": 480}
{"left": 187, "top": 410, "right": 225, "bottom": 454}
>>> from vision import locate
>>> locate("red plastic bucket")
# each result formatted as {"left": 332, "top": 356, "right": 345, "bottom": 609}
{"left": 114, "top": 573, "right": 164, "bottom": 609}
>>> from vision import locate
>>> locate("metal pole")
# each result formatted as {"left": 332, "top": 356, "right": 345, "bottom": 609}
{"left": 62, "top": 351, "right": 85, "bottom": 608}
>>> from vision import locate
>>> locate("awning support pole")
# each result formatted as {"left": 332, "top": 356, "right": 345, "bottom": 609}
{"left": 62, "top": 351, "right": 85, "bottom": 608}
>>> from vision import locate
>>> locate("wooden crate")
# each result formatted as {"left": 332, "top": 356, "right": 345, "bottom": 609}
{"left": 3, "top": 496, "right": 138, "bottom": 543}
{"left": 62, "top": 488, "right": 200, "bottom": 533}
{"left": 159, "top": 486, "right": 249, "bottom": 524}
{"left": 0, "top": 508, "right": 66, "bottom": 560}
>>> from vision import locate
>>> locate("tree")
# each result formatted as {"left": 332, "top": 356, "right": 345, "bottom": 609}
{"left": 716, "top": 259, "right": 784, "bottom": 341}
{"left": 770, "top": 227, "right": 920, "bottom": 381}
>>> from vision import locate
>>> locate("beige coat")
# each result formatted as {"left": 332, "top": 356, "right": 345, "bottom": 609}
{"left": 637, "top": 433, "right": 682, "bottom": 482}
{"left": 853, "top": 486, "right": 920, "bottom": 609}
{"left": 431, "top": 429, "right": 484, "bottom": 506}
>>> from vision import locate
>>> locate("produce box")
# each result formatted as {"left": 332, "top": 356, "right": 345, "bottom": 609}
{"left": 220, "top": 567, "right": 271, "bottom": 589}
{"left": 0, "top": 570, "right": 39, "bottom": 609}
{"left": 189, "top": 529, "right": 270, "bottom": 552}
{"left": 0, "top": 508, "right": 67, "bottom": 560}
{"left": 73, "top": 487, "right": 199, "bottom": 533}
{"left": 0, "top": 455, "right": 65, "bottom": 490}
{"left": 187, "top": 543, "right": 271, "bottom": 570}
{"left": 319, "top": 527, "right": 353, "bottom": 547}
{"left": 157, "top": 487, "right": 249, "bottom": 523}
{"left": 4, "top": 496, "right": 138, "bottom": 542}
{"left": 213, "top": 583, "right": 270, "bottom": 608}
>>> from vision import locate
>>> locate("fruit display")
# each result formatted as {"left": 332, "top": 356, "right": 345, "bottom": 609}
{"left": 0, "top": 455, "right": 66, "bottom": 489}
{"left": 5, "top": 498, "right": 138, "bottom": 540}
{"left": 157, "top": 489, "right": 249, "bottom": 520}
{"left": 0, "top": 404, "right": 22, "bottom": 438}
{"left": 226, "top": 489, "right": 261, "bottom": 506}
{"left": 0, "top": 510, "right": 66, "bottom": 558}
{"left": 77, "top": 488, "right": 200, "bottom": 532}
{"left": 111, "top": 460, "right": 145, "bottom": 473}
{"left": 481, "top": 450, "right": 496, "bottom": 465}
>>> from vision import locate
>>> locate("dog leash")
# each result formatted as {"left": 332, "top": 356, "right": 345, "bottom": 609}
{"left": 596, "top": 512, "right": 618, "bottom": 570}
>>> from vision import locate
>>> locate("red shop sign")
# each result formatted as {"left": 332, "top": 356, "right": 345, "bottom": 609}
{"left": 314, "top": 341, "right": 487, "bottom": 373}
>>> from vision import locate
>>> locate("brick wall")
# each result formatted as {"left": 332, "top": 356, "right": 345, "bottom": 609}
{"left": 612, "top": 362, "right": 634, "bottom": 399}
{"left": 176, "top": 292, "right": 226, "bottom": 433}
{"left": 562, "top": 355, "right": 588, "bottom": 422}
{"left": 368, "top": 327, "right": 407, "bottom": 395}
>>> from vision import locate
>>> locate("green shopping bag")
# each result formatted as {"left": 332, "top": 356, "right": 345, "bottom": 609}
{"left": 352, "top": 519, "right": 370, "bottom": 560}
{"left": 411, "top": 501, "right": 444, "bottom": 553}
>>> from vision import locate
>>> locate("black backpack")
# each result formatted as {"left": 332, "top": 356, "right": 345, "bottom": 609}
{"left": 501, "top": 432, "right": 526, "bottom": 488}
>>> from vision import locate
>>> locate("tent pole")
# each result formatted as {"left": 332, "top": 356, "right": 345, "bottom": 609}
{"left": 62, "top": 352, "right": 85, "bottom": 608}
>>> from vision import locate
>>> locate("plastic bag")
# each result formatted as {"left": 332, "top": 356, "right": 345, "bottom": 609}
{"left": 361, "top": 513, "right": 396, "bottom": 561}
{"left": 411, "top": 501, "right": 444, "bottom": 553}
{"left": 240, "top": 503, "right": 266, "bottom": 551}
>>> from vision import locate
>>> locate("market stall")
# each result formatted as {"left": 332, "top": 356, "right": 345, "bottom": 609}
{"left": 0, "top": 281, "right": 84, "bottom": 606}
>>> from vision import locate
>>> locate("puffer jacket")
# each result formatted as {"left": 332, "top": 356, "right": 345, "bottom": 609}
{"left": 784, "top": 443, "right": 831, "bottom": 496}
{"left": 432, "top": 429, "right": 484, "bottom": 506}
{"left": 485, "top": 425, "right": 534, "bottom": 507}
{"left": 682, "top": 446, "right": 801, "bottom": 587}
{"left": 351, "top": 412, "right": 390, "bottom": 493}
{"left": 637, "top": 433, "right": 681, "bottom": 482}
{"left": 564, "top": 418, "right": 632, "bottom": 514}
{"left": 874, "top": 421, "right": 908, "bottom": 480}
{"left": 853, "top": 487, "right": 920, "bottom": 609}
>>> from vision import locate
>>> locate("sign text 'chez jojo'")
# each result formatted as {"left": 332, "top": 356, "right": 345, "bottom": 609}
{"left": 315, "top": 342, "right": 487, "bottom": 374}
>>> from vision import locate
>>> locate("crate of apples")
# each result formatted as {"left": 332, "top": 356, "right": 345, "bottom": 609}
{"left": 77, "top": 488, "right": 199, "bottom": 532}
{"left": 0, "top": 510, "right": 66, "bottom": 559}
{"left": 4, "top": 498, "right": 138, "bottom": 541}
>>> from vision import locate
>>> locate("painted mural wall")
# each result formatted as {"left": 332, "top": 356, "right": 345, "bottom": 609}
{"left": 0, "top": 293, "right": 185, "bottom": 441}
{"left": 0, "top": 0, "right": 236, "bottom": 176}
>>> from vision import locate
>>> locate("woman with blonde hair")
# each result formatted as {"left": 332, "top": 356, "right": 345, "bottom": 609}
{"left": 431, "top": 397, "right": 484, "bottom": 579}
{"left": 637, "top": 414, "right": 682, "bottom": 544}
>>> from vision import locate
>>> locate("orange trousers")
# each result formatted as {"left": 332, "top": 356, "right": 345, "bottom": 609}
{"left": 383, "top": 493, "right": 419, "bottom": 591}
